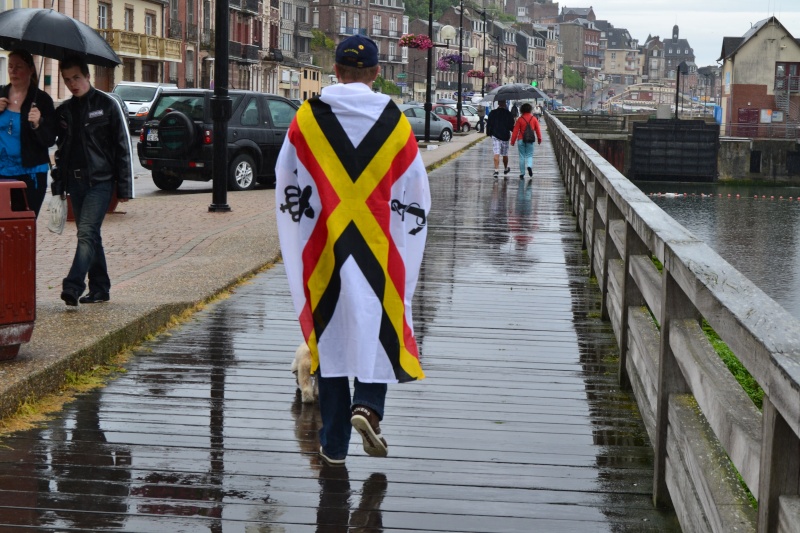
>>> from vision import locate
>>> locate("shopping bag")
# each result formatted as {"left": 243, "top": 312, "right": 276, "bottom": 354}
{"left": 47, "top": 194, "right": 67, "bottom": 235}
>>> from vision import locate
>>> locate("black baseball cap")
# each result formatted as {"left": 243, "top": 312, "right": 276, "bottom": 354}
{"left": 335, "top": 35, "right": 379, "bottom": 68}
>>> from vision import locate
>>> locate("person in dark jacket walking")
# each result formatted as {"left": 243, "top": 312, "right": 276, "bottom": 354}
{"left": 51, "top": 55, "right": 133, "bottom": 307}
{"left": 0, "top": 49, "right": 56, "bottom": 216}
{"left": 486, "top": 100, "right": 514, "bottom": 178}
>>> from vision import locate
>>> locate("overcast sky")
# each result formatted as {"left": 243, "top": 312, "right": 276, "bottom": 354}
{"left": 588, "top": 0, "right": 800, "bottom": 66}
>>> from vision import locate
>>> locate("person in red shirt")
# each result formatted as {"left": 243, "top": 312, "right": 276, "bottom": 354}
{"left": 509, "top": 103, "right": 542, "bottom": 180}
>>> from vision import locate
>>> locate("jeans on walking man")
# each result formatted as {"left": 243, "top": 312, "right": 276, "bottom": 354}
{"left": 51, "top": 56, "right": 133, "bottom": 307}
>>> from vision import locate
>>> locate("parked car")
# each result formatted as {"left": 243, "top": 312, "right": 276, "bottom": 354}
{"left": 445, "top": 103, "right": 480, "bottom": 130}
{"left": 558, "top": 105, "right": 579, "bottom": 113}
{"left": 432, "top": 104, "right": 470, "bottom": 132}
{"left": 104, "top": 91, "right": 130, "bottom": 129}
{"left": 137, "top": 89, "right": 298, "bottom": 191}
{"left": 112, "top": 81, "right": 177, "bottom": 133}
{"left": 398, "top": 104, "right": 453, "bottom": 143}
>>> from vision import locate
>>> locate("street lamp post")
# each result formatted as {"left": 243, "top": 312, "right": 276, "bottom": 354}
{"left": 480, "top": 9, "right": 487, "bottom": 97}
{"left": 423, "top": 0, "right": 434, "bottom": 142}
{"left": 455, "top": 0, "right": 464, "bottom": 130}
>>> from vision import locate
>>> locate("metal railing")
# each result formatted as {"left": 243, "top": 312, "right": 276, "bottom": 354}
{"left": 774, "top": 75, "right": 800, "bottom": 92}
{"left": 243, "top": 0, "right": 259, "bottom": 13}
{"left": 339, "top": 26, "right": 367, "bottom": 36}
{"left": 229, "top": 41, "right": 242, "bottom": 59}
{"left": 242, "top": 44, "right": 260, "bottom": 61}
{"left": 722, "top": 122, "right": 800, "bottom": 139}
{"left": 201, "top": 28, "right": 214, "bottom": 50}
{"left": 547, "top": 111, "right": 800, "bottom": 533}
{"left": 186, "top": 22, "right": 198, "bottom": 41}
{"left": 168, "top": 20, "right": 182, "bottom": 40}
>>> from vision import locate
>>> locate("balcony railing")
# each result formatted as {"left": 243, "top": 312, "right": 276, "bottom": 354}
{"left": 99, "top": 29, "right": 182, "bottom": 61}
{"left": 370, "top": 28, "right": 402, "bottom": 39}
{"left": 241, "top": 44, "right": 259, "bottom": 61}
{"left": 296, "top": 52, "right": 312, "bottom": 63}
{"left": 296, "top": 21, "right": 312, "bottom": 32}
{"left": 243, "top": 0, "right": 259, "bottom": 13}
{"left": 229, "top": 0, "right": 242, "bottom": 7}
{"left": 186, "top": 22, "right": 198, "bottom": 41}
{"left": 201, "top": 28, "right": 214, "bottom": 51}
{"left": 339, "top": 27, "right": 367, "bottom": 36}
{"left": 267, "top": 48, "right": 284, "bottom": 62}
{"left": 229, "top": 41, "right": 242, "bottom": 59}
{"left": 168, "top": 20, "right": 182, "bottom": 40}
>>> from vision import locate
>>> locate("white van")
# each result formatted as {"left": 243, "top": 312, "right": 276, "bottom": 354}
{"left": 112, "top": 82, "right": 177, "bottom": 132}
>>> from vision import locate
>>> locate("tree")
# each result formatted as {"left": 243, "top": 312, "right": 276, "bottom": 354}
{"left": 404, "top": 0, "right": 452, "bottom": 21}
{"left": 311, "top": 29, "right": 335, "bottom": 71}
{"left": 373, "top": 76, "right": 401, "bottom": 96}
{"left": 563, "top": 66, "right": 585, "bottom": 91}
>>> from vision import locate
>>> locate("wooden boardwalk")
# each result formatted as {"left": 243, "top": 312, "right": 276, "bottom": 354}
{"left": 0, "top": 132, "right": 681, "bottom": 532}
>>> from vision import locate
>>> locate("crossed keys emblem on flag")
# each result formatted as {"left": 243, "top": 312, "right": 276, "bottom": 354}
{"left": 390, "top": 199, "right": 427, "bottom": 235}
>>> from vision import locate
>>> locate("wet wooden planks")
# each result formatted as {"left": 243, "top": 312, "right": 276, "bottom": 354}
{"left": 0, "top": 133, "right": 681, "bottom": 532}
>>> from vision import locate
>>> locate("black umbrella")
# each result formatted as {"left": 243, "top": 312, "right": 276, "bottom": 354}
{"left": 0, "top": 8, "right": 121, "bottom": 68}
{"left": 482, "top": 83, "right": 548, "bottom": 102}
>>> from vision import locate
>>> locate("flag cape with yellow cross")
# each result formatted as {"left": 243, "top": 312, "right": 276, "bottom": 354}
{"left": 275, "top": 91, "right": 430, "bottom": 384}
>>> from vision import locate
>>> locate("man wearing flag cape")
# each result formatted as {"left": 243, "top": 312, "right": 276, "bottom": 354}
{"left": 275, "top": 35, "right": 431, "bottom": 465}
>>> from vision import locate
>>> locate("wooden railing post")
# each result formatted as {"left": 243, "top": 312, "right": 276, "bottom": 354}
{"left": 617, "top": 221, "right": 647, "bottom": 389}
{"left": 653, "top": 266, "right": 697, "bottom": 507}
{"left": 757, "top": 395, "right": 800, "bottom": 532}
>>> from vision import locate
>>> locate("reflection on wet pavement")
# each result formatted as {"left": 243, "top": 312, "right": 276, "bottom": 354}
{"left": 0, "top": 131, "right": 680, "bottom": 531}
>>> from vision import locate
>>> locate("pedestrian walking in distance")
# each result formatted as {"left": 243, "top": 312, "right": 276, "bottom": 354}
{"left": 275, "top": 34, "right": 431, "bottom": 466}
{"left": 486, "top": 100, "right": 514, "bottom": 178}
{"left": 51, "top": 55, "right": 133, "bottom": 307}
{"left": 510, "top": 103, "right": 542, "bottom": 180}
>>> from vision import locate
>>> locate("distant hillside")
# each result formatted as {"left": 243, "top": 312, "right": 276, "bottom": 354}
{"left": 403, "top": 0, "right": 449, "bottom": 23}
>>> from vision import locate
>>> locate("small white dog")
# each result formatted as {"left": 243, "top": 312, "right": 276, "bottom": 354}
{"left": 291, "top": 342, "right": 319, "bottom": 404}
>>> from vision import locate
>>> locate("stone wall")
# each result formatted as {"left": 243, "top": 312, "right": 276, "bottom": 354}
{"left": 718, "top": 138, "right": 800, "bottom": 183}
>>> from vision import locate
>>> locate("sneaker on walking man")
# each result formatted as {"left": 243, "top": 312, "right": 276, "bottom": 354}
{"left": 486, "top": 100, "right": 514, "bottom": 178}
{"left": 275, "top": 35, "right": 430, "bottom": 465}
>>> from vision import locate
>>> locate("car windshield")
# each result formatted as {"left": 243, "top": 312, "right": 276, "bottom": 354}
{"left": 150, "top": 94, "right": 243, "bottom": 121}
{"left": 113, "top": 85, "right": 158, "bottom": 102}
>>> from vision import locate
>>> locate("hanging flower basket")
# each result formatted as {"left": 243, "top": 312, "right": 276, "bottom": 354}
{"left": 399, "top": 34, "right": 433, "bottom": 50}
{"left": 467, "top": 69, "right": 485, "bottom": 79}
{"left": 437, "top": 53, "right": 462, "bottom": 71}
{"left": 486, "top": 82, "right": 499, "bottom": 91}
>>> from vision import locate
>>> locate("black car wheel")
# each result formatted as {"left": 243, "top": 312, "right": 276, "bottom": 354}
{"left": 460, "top": 123, "right": 470, "bottom": 133}
{"left": 228, "top": 153, "right": 256, "bottom": 191}
{"left": 152, "top": 170, "right": 183, "bottom": 191}
{"left": 157, "top": 111, "right": 196, "bottom": 157}
{"left": 439, "top": 128, "right": 452, "bottom": 143}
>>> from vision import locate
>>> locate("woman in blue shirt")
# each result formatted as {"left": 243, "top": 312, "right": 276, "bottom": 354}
{"left": 0, "top": 49, "right": 56, "bottom": 216}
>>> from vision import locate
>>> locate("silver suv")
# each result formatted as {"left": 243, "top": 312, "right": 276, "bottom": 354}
{"left": 112, "top": 82, "right": 177, "bottom": 133}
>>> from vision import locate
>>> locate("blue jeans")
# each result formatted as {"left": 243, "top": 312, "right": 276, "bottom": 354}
{"left": 318, "top": 376, "right": 387, "bottom": 460}
{"left": 63, "top": 179, "right": 113, "bottom": 296}
{"left": 517, "top": 142, "right": 535, "bottom": 176}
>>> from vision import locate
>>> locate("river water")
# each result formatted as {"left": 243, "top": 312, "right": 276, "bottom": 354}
{"left": 634, "top": 182, "right": 800, "bottom": 320}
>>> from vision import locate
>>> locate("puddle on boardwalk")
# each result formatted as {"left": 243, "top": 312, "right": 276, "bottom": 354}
{"left": 0, "top": 136, "right": 680, "bottom": 532}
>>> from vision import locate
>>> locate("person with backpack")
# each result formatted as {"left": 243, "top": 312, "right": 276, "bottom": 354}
{"left": 510, "top": 103, "right": 542, "bottom": 180}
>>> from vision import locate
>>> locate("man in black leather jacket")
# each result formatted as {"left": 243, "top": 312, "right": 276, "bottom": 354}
{"left": 51, "top": 55, "right": 133, "bottom": 307}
